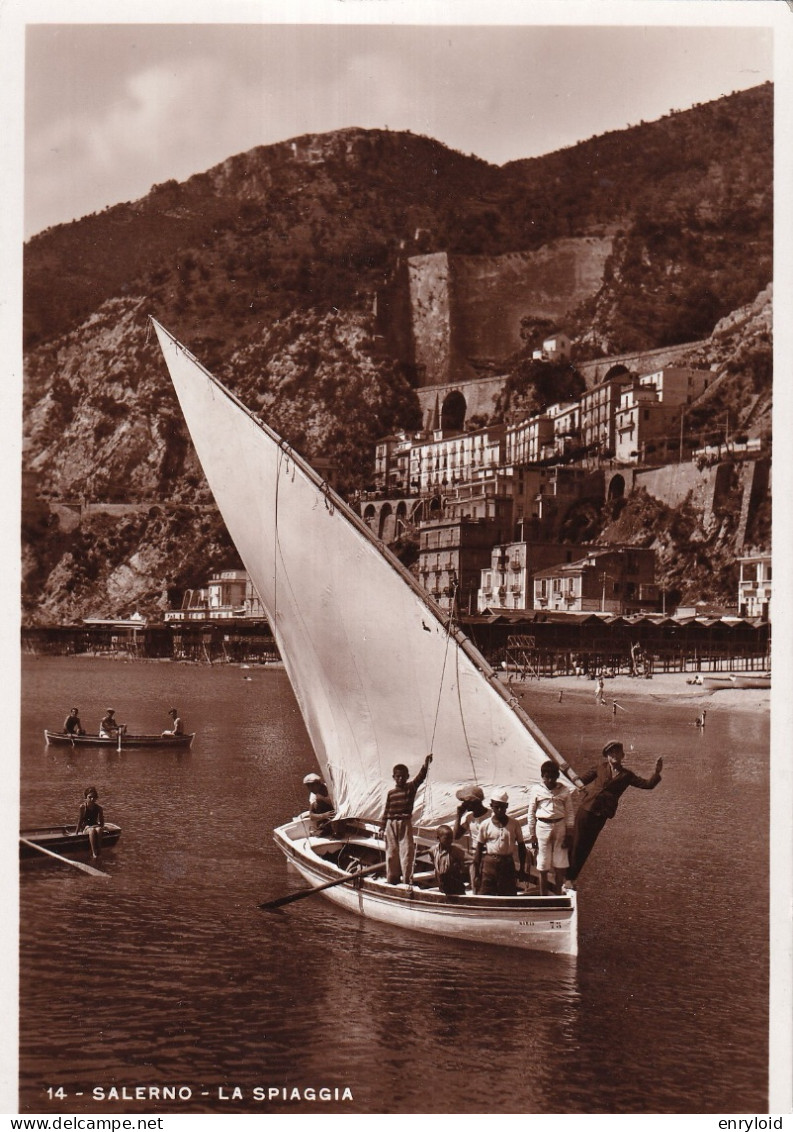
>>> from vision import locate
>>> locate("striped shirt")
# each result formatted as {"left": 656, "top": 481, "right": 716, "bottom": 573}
{"left": 382, "top": 762, "right": 429, "bottom": 821}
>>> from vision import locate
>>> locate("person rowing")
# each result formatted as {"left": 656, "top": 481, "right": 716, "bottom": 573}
{"left": 99, "top": 708, "right": 126, "bottom": 739}
{"left": 161, "top": 707, "right": 184, "bottom": 736}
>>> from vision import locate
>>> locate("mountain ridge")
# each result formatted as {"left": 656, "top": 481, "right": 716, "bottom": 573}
{"left": 22, "top": 83, "right": 773, "bottom": 625}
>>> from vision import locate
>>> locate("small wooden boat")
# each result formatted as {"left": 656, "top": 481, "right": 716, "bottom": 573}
{"left": 701, "top": 673, "right": 771, "bottom": 692}
{"left": 701, "top": 675, "right": 738, "bottom": 691}
{"left": 20, "top": 823, "right": 122, "bottom": 858}
{"left": 44, "top": 730, "right": 195, "bottom": 749}
{"left": 729, "top": 673, "right": 771, "bottom": 689}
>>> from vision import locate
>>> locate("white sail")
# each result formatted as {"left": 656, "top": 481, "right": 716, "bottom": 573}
{"left": 153, "top": 320, "right": 575, "bottom": 825}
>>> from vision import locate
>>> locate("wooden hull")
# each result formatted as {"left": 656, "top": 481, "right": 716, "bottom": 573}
{"left": 729, "top": 674, "right": 771, "bottom": 689}
{"left": 20, "top": 823, "right": 122, "bottom": 858}
{"left": 702, "top": 674, "right": 771, "bottom": 691}
{"left": 273, "top": 820, "right": 578, "bottom": 956}
{"left": 44, "top": 730, "right": 194, "bottom": 749}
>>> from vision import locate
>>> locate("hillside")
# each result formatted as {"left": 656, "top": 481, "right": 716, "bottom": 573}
{"left": 503, "top": 84, "right": 772, "bottom": 354}
{"left": 21, "top": 85, "right": 773, "bottom": 625}
{"left": 25, "top": 84, "right": 772, "bottom": 363}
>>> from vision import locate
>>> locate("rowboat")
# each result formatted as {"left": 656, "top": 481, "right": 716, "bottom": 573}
{"left": 701, "top": 676, "right": 737, "bottom": 691}
{"left": 701, "top": 673, "right": 772, "bottom": 692}
{"left": 44, "top": 730, "right": 195, "bottom": 749}
{"left": 19, "top": 823, "right": 122, "bottom": 858}
{"left": 729, "top": 673, "right": 771, "bottom": 689}
{"left": 154, "top": 319, "right": 579, "bottom": 954}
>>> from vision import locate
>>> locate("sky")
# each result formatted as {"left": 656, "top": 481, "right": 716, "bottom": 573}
{"left": 18, "top": 7, "right": 778, "bottom": 239}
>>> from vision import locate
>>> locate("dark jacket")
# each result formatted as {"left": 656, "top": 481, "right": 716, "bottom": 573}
{"left": 579, "top": 760, "right": 661, "bottom": 820}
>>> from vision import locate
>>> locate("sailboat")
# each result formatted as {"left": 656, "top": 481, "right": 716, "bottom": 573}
{"left": 153, "top": 319, "right": 579, "bottom": 955}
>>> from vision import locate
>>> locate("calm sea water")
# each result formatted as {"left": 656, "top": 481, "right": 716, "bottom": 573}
{"left": 17, "top": 657, "right": 769, "bottom": 1115}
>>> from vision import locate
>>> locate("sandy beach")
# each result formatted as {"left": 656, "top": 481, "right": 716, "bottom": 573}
{"left": 502, "top": 670, "right": 770, "bottom": 713}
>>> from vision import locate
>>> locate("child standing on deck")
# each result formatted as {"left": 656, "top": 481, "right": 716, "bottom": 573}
{"left": 527, "top": 761, "right": 574, "bottom": 895}
{"left": 380, "top": 754, "right": 432, "bottom": 885}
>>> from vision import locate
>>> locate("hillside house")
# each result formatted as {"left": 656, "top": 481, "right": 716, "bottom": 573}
{"left": 506, "top": 414, "right": 554, "bottom": 465}
{"left": 579, "top": 370, "right": 632, "bottom": 456}
{"left": 410, "top": 425, "right": 506, "bottom": 495}
{"left": 373, "top": 430, "right": 421, "bottom": 493}
{"left": 547, "top": 400, "right": 581, "bottom": 458}
{"left": 638, "top": 366, "right": 711, "bottom": 406}
{"left": 418, "top": 517, "right": 509, "bottom": 614}
{"left": 532, "top": 332, "right": 572, "bottom": 362}
{"left": 614, "top": 382, "right": 675, "bottom": 464}
{"left": 737, "top": 553, "right": 772, "bottom": 620}
{"left": 532, "top": 547, "right": 658, "bottom": 614}
{"left": 478, "top": 540, "right": 591, "bottom": 612}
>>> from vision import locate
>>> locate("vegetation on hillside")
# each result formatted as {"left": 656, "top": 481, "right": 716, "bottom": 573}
{"left": 25, "top": 85, "right": 772, "bottom": 362}
{"left": 22, "top": 507, "right": 239, "bottom": 626}
{"left": 21, "top": 85, "right": 774, "bottom": 623}
{"left": 595, "top": 478, "right": 770, "bottom": 609}
{"left": 493, "top": 359, "right": 586, "bottom": 423}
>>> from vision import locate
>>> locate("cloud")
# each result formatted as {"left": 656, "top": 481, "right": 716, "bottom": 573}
{"left": 24, "top": 22, "right": 774, "bottom": 237}
{"left": 27, "top": 55, "right": 261, "bottom": 234}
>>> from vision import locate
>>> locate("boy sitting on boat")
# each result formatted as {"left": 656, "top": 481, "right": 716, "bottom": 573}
{"left": 75, "top": 786, "right": 105, "bottom": 859}
{"left": 161, "top": 707, "right": 184, "bottom": 736}
{"left": 380, "top": 754, "right": 432, "bottom": 886}
{"left": 63, "top": 707, "right": 85, "bottom": 736}
{"left": 303, "top": 773, "right": 335, "bottom": 829}
{"left": 431, "top": 825, "right": 468, "bottom": 896}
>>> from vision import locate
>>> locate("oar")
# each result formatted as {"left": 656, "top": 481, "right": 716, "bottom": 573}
{"left": 256, "top": 846, "right": 436, "bottom": 914}
{"left": 20, "top": 837, "right": 110, "bottom": 878}
{"left": 259, "top": 860, "right": 385, "bottom": 910}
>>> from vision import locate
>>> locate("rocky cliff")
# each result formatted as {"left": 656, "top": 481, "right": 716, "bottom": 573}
{"left": 22, "top": 85, "right": 773, "bottom": 624}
